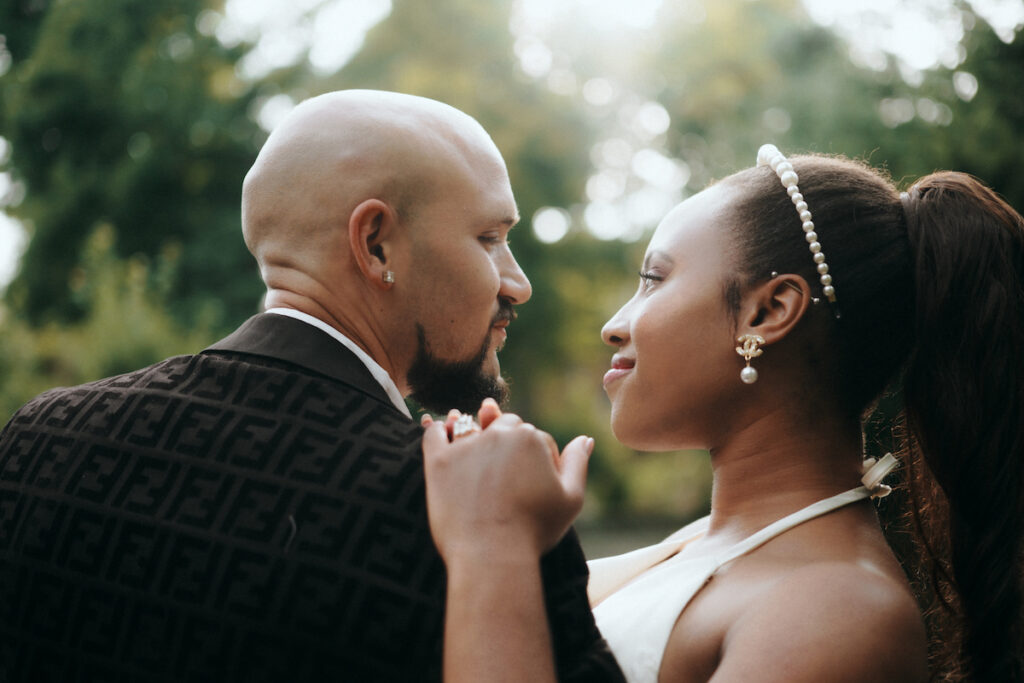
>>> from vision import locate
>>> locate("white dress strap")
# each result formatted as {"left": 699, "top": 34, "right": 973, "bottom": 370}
{"left": 592, "top": 486, "right": 875, "bottom": 683}
{"left": 714, "top": 486, "right": 872, "bottom": 566}
{"left": 588, "top": 516, "right": 710, "bottom": 607}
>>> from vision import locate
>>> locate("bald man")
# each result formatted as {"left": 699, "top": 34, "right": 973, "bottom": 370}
{"left": 240, "top": 90, "right": 526, "bottom": 413}
{"left": 0, "top": 91, "right": 624, "bottom": 682}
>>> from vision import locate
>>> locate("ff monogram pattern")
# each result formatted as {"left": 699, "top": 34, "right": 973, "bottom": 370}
{"left": 0, "top": 314, "right": 624, "bottom": 682}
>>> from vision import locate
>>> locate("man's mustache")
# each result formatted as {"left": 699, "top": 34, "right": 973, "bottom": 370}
{"left": 492, "top": 299, "right": 516, "bottom": 326}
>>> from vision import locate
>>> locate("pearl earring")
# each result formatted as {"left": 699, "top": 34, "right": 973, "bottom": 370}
{"left": 382, "top": 270, "right": 395, "bottom": 284}
{"left": 735, "top": 334, "right": 765, "bottom": 384}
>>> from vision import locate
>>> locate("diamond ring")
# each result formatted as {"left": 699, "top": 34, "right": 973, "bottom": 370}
{"left": 451, "top": 414, "right": 479, "bottom": 440}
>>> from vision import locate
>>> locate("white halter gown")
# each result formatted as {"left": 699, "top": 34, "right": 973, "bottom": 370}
{"left": 588, "top": 487, "right": 873, "bottom": 683}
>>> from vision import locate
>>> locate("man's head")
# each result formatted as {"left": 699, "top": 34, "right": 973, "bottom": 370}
{"left": 241, "top": 90, "right": 531, "bottom": 413}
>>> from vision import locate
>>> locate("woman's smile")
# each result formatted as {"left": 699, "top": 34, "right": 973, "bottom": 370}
{"left": 603, "top": 355, "right": 635, "bottom": 388}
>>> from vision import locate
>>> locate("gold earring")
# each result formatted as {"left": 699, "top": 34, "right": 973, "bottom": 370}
{"left": 735, "top": 334, "right": 765, "bottom": 384}
{"left": 382, "top": 270, "right": 395, "bottom": 284}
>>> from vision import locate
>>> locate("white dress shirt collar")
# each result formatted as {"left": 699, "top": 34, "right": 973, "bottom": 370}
{"left": 264, "top": 308, "right": 411, "bottom": 418}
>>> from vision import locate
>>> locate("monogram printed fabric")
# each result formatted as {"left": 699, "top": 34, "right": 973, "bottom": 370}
{"left": 0, "top": 314, "right": 623, "bottom": 683}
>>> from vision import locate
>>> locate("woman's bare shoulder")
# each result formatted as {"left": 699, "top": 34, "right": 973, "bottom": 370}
{"left": 702, "top": 562, "right": 928, "bottom": 682}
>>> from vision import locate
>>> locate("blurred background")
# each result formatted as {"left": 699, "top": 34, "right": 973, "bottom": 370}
{"left": 1, "top": 0, "right": 1022, "bottom": 553}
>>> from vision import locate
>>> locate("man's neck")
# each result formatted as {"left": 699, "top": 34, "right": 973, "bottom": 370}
{"left": 263, "top": 291, "right": 404, "bottom": 389}
{"left": 263, "top": 299, "right": 412, "bottom": 418}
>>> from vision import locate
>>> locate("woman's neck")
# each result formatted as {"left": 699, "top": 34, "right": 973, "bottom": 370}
{"left": 703, "top": 402, "right": 865, "bottom": 540}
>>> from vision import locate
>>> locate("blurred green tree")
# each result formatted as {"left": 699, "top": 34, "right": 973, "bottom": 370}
{"left": 1, "top": 0, "right": 1021, "bottom": 519}
{"left": 460, "top": 0, "right": 1023, "bottom": 517}
{"left": 314, "top": 0, "right": 597, "bottom": 405}
{"left": 1, "top": 0, "right": 266, "bottom": 327}
{"left": 915, "top": 18, "right": 1024, "bottom": 207}
{"left": 310, "top": 0, "right": 638, "bottom": 506}
{"left": 0, "top": 225, "right": 216, "bottom": 419}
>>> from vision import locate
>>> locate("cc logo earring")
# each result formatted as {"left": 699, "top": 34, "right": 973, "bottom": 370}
{"left": 735, "top": 334, "right": 765, "bottom": 384}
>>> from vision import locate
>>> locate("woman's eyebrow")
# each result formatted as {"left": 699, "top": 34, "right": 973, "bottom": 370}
{"left": 642, "top": 250, "right": 675, "bottom": 270}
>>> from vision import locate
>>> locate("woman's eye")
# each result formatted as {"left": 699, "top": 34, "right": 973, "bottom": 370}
{"left": 638, "top": 270, "right": 664, "bottom": 289}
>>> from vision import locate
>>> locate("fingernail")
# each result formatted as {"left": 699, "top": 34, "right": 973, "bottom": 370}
{"left": 482, "top": 398, "right": 498, "bottom": 407}
{"left": 585, "top": 437, "right": 595, "bottom": 455}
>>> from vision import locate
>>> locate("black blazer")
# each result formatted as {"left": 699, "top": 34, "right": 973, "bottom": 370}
{"left": 0, "top": 313, "right": 623, "bottom": 682}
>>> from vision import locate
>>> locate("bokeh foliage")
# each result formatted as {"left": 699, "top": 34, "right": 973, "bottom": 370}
{"left": 1, "top": 0, "right": 1021, "bottom": 520}
{"left": 0, "top": 225, "right": 216, "bottom": 419}
{"left": 1, "top": 0, "right": 266, "bottom": 326}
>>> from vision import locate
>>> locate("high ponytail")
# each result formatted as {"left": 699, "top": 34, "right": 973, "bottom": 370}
{"left": 724, "top": 157, "right": 1024, "bottom": 681}
{"left": 902, "top": 173, "right": 1024, "bottom": 682}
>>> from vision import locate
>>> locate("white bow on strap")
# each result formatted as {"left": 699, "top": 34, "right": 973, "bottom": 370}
{"left": 861, "top": 452, "right": 899, "bottom": 499}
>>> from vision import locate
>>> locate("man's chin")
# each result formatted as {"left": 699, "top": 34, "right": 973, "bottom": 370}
{"left": 481, "top": 351, "right": 502, "bottom": 378}
{"left": 406, "top": 326, "right": 509, "bottom": 413}
{"left": 410, "top": 374, "right": 508, "bottom": 415}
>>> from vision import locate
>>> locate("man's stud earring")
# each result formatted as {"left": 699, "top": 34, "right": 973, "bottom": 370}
{"left": 382, "top": 271, "right": 395, "bottom": 284}
{"left": 735, "top": 333, "right": 765, "bottom": 384}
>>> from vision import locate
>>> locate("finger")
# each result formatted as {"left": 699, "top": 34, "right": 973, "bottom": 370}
{"left": 477, "top": 398, "right": 503, "bottom": 429}
{"left": 444, "top": 409, "right": 462, "bottom": 439}
{"left": 538, "top": 429, "right": 560, "bottom": 464}
{"left": 559, "top": 436, "right": 594, "bottom": 503}
{"left": 492, "top": 412, "right": 524, "bottom": 428}
{"left": 420, "top": 413, "right": 434, "bottom": 427}
{"left": 421, "top": 421, "right": 450, "bottom": 460}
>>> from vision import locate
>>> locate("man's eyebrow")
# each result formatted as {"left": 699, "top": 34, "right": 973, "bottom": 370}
{"left": 477, "top": 211, "right": 519, "bottom": 231}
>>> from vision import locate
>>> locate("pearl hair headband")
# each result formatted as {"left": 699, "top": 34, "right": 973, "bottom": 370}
{"left": 756, "top": 144, "right": 837, "bottom": 306}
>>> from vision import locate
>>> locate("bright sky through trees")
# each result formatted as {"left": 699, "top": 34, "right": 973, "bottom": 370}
{"left": 1, "top": 0, "right": 1021, "bottom": 286}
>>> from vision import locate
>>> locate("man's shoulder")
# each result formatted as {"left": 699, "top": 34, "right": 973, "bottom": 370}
{"left": 2, "top": 351, "right": 422, "bottom": 461}
{"left": 3, "top": 354, "right": 195, "bottom": 429}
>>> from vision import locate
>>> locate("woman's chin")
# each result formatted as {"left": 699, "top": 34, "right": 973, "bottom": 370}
{"left": 610, "top": 412, "right": 696, "bottom": 452}
{"left": 610, "top": 416, "right": 666, "bottom": 452}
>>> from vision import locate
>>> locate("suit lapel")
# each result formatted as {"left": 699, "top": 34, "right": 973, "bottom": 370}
{"left": 203, "top": 313, "right": 400, "bottom": 413}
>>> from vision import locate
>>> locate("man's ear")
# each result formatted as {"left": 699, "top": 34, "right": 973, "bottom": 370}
{"left": 348, "top": 198, "right": 399, "bottom": 289}
{"left": 736, "top": 273, "right": 812, "bottom": 345}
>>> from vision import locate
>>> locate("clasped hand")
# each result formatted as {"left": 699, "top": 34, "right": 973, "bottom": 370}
{"left": 422, "top": 400, "right": 594, "bottom": 565}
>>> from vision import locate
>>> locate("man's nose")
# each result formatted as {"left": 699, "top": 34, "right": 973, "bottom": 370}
{"left": 499, "top": 252, "right": 532, "bottom": 305}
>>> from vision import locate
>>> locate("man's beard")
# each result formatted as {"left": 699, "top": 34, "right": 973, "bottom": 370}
{"left": 406, "top": 323, "right": 509, "bottom": 414}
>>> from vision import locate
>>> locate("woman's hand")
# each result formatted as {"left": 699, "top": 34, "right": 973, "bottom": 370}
{"left": 422, "top": 397, "right": 504, "bottom": 437}
{"left": 422, "top": 405, "right": 594, "bottom": 565}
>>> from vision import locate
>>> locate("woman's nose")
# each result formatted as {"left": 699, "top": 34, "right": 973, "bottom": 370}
{"left": 601, "top": 303, "right": 631, "bottom": 347}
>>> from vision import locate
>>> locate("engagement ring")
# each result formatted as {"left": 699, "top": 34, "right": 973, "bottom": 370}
{"left": 451, "top": 414, "right": 479, "bottom": 440}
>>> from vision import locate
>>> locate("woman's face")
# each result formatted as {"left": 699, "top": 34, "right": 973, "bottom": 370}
{"left": 601, "top": 183, "right": 745, "bottom": 451}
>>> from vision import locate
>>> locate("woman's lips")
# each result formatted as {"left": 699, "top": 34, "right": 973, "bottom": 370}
{"left": 603, "top": 356, "right": 635, "bottom": 387}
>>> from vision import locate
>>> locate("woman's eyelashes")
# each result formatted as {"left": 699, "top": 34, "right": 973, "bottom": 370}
{"left": 638, "top": 270, "right": 664, "bottom": 290}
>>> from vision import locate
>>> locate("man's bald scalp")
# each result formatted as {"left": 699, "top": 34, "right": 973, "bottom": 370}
{"left": 241, "top": 90, "right": 502, "bottom": 279}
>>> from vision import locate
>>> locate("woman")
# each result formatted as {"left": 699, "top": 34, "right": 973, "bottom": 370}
{"left": 422, "top": 147, "right": 1024, "bottom": 682}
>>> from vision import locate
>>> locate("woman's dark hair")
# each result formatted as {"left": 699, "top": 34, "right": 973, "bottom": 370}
{"left": 721, "top": 156, "right": 1024, "bottom": 681}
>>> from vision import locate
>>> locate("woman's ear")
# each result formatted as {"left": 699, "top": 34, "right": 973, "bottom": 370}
{"left": 348, "top": 198, "right": 399, "bottom": 290}
{"left": 736, "top": 273, "right": 812, "bottom": 345}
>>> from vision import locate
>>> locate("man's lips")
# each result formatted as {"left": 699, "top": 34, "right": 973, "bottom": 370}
{"left": 491, "top": 306, "right": 514, "bottom": 342}
{"left": 603, "top": 355, "right": 635, "bottom": 387}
